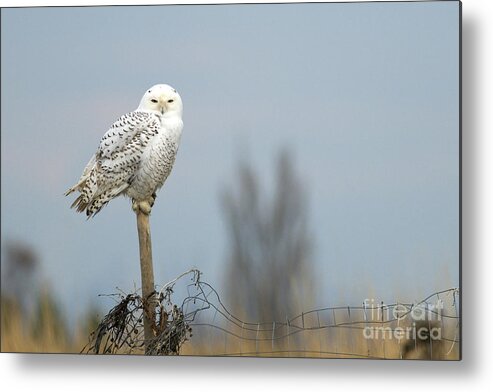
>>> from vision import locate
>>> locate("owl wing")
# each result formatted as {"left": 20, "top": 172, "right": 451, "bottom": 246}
{"left": 65, "top": 110, "right": 161, "bottom": 217}
{"left": 94, "top": 110, "right": 161, "bottom": 187}
{"left": 97, "top": 111, "right": 161, "bottom": 160}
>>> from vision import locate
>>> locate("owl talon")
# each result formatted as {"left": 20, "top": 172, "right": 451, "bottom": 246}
{"left": 150, "top": 193, "right": 157, "bottom": 207}
{"left": 132, "top": 200, "right": 152, "bottom": 215}
{"left": 139, "top": 201, "right": 152, "bottom": 215}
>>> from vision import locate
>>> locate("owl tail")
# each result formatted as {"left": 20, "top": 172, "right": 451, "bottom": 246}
{"left": 65, "top": 155, "right": 99, "bottom": 215}
{"left": 84, "top": 183, "right": 129, "bottom": 218}
{"left": 66, "top": 173, "right": 98, "bottom": 214}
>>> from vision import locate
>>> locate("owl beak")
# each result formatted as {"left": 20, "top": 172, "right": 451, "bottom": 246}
{"left": 158, "top": 95, "right": 167, "bottom": 114}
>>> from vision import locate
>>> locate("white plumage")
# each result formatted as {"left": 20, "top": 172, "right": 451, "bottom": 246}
{"left": 65, "top": 84, "right": 183, "bottom": 217}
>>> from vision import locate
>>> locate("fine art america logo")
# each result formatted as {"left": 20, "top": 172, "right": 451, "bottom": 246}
{"left": 362, "top": 298, "right": 443, "bottom": 341}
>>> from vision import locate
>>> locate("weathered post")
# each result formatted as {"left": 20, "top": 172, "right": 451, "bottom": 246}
{"left": 136, "top": 209, "right": 156, "bottom": 354}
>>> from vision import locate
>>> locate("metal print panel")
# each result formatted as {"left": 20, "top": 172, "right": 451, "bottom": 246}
{"left": 0, "top": 0, "right": 461, "bottom": 359}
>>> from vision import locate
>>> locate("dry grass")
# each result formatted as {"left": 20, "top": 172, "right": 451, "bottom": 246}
{"left": 179, "top": 318, "right": 460, "bottom": 360}
{"left": 1, "top": 289, "right": 460, "bottom": 359}
{"left": 1, "top": 292, "right": 93, "bottom": 353}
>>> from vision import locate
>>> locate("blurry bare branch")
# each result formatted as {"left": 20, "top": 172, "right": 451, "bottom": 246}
{"left": 1, "top": 240, "right": 39, "bottom": 311}
{"left": 221, "top": 150, "right": 314, "bottom": 323}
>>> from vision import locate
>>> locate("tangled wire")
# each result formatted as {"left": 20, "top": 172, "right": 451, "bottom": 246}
{"left": 83, "top": 269, "right": 202, "bottom": 355}
{"left": 83, "top": 269, "right": 460, "bottom": 359}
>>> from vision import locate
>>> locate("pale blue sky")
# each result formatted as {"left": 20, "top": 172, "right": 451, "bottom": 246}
{"left": 1, "top": 2, "right": 459, "bottom": 318}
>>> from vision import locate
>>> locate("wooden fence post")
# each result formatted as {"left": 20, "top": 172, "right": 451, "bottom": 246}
{"left": 136, "top": 209, "right": 156, "bottom": 354}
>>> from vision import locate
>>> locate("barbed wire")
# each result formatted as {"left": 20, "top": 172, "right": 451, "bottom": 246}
{"left": 83, "top": 269, "right": 460, "bottom": 359}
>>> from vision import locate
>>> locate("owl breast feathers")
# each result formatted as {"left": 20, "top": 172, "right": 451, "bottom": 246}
{"left": 65, "top": 84, "right": 184, "bottom": 218}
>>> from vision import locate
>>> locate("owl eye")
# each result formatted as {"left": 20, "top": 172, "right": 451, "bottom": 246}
{"left": 150, "top": 99, "right": 158, "bottom": 103}
{"left": 167, "top": 99, "right": 174, "bottom": 103}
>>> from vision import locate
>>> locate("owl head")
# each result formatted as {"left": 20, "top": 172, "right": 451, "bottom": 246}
{"left": 138, "top": 84, "right": 183, "bottom": 117}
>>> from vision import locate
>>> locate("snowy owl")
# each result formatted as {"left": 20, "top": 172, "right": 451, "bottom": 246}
{"left": 65, "top": 84, "right": 183, "bottom": 218}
